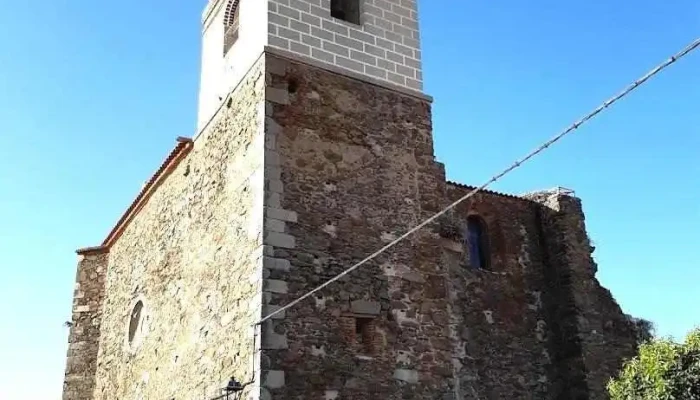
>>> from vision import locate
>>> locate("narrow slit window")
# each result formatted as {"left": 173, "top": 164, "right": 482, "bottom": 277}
{"left": 331, "top": 0, "right": 361, "bottom": 25}
{"left": 466, "top": 215, "right": 490, "bottom": 270}
{"left": 223, "top": 0, "right": 241, "bottom": 55}
{"left": 128, "top": 300, "right": 144, "bottom": 344}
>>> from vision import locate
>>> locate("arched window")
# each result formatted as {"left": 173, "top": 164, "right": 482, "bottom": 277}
{"left": 223, "top": 0, "right": 241, "bottom": 55}
{"left": 466, "top": 215, "right": 489, "bottom": 270}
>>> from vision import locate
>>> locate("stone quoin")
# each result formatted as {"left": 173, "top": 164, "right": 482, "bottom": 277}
{"left": 62, "top": 1, "right": 639, "bottom": 399}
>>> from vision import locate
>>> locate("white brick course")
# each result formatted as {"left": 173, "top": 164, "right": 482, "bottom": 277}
{"left": 268, "top": 0, "right": 423, "bottom": 92}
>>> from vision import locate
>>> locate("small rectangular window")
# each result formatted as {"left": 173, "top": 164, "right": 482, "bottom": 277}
{"left": 331, "top": 0, "right": 361, "bottom": 25}
{"left": 340, "top": 315, "right": 378, "bottom": 355}
{"left": 355, "top": 317, "right": 375, "bottom": 354}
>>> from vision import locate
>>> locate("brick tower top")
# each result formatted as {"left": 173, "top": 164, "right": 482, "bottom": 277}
{"left": 197, "top": 0, "right": 424, "bottom": 131}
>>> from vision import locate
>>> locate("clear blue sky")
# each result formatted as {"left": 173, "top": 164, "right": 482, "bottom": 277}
{"left": 0, "top": 0, "right": 697, "bottom": 398}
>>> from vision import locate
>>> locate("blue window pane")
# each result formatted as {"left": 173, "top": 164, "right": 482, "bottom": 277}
{"left": 468, "top": 225, "right": 481, "bottom": 268}
{"left": 466, "top": 216, "right": 487, "bottom": 269}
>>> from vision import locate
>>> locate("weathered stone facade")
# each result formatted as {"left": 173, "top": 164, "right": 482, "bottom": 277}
{"left": 63, "top": 52, "right": 638, "bottom": 399}
{"left": 63, "top": 249, "right": 109, "bottom": 400}
{"left": 64, "top": 55, "right": 268, "bottom": 400}
{"left": 260, "top": 54, "right": 638, "bottom": 399}
{"left": 528, "top": 193, "right": 638, "bottom": 400}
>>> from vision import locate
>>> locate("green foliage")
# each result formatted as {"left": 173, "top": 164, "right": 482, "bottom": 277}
{"left": 626, "top": 315, "right": 656, "bottom": 345}
{"left": 608, "top": 328, "right": 700, "bottom": 399}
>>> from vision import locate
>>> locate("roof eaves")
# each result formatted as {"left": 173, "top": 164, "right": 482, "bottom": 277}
{"left": 94, "top": 137, "right": 194, "bottom": 251}
{"left": 446, "top": 180, "right": 531, "bottom": 202}
{"left": 76, "top": 245, "right": 109, "bottom": 255}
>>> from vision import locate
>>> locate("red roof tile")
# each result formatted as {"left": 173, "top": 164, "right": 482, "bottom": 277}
{"left": 81, "top": 137, "right": 194, "bottom": 252}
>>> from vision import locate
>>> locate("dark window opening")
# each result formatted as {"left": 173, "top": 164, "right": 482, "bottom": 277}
{"left": 128, "top": 300, "right": 144, "bottom": 343}
{"left": 331, "top": 0, "right": 361, "bottom": 25}
{"left": 355, "top": 317, "right": 375, "bottom": 354}
{"left": 466, "top": 215, "right": 490, "bottom": 270}
{"left": 224, "top": 0, "right": 241, "bottom": 55}
{"left": 341, "top": 315, "right": 378, "bottom": 355}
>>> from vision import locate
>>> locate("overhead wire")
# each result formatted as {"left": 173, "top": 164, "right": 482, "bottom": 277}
{"left": 254, "top": 36, "right": 700, "bottom": 327}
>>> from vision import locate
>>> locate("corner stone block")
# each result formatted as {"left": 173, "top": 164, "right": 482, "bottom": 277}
{"left": 265, "top": 132, "right": 277, "bottom": 150}
{"left": 267, "top": 179, "right": 284, "bottom": 194}
{"left": 351, "top": 300, "right": 381, "bottom": 315}
{"left": 264, "top": 279, "right": 288, "bottom": 294}
{"left": 264, "top": 150, "right": 281, "bottom": 167}
{"left": 266, "top": 117, "right": 283, "bottom": 136}
{"left": 263, "top": 256, "right": 291, "bottom": 272}
{"left": 394, "top": 369, "right": 419, "bottom": 383}
{"left": 265, "top": 87, "right": 290, "bottom": 105}
{"left": 263, "top": 304, "right": 286, "bottom": 319}
{"left": 74, "top": 305, "right": 90, "bottom": 313}
{"left": 266, "top": 57, "right": 288, "bottom": 76}
{"left": 265, "top": 232, "right": 296, "bottom": 249}
{"left": 325, "top": 391, "right": 339, "bottom": 400}
{"left": 262, "top": 323, "right": 288, "bottom": 350}
{"left": 266, "top": 207, "right": 298, "bottom": 223}
{"left": 254, "top": 245, "right": 275, "bottom": 258}
{"left": 263, "top": 370, "right": 285, "bottom": 389}
{"left": 266, "top": 192, "right": 281, "bottom": 209}
{"left": 266, "top": 166, "right": 282, "bottom": 181}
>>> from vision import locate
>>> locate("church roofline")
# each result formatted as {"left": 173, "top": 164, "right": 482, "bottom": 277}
{"left": 202, "top": 0, "right": 227, "bottom": 28}
{"left": 446, "top": 181, "right": 580, "bottom": 204}
{"left": 446, "top": 181, "right": 528, "bottom": 201}
{"left": 101, "top": 136, "right": 194, "bottom": 249}
{"left": 76, "top": 245, "right": 109, "bottom": 255}
{"left": 76, "top": 136, "right": 194, "bottom": 253}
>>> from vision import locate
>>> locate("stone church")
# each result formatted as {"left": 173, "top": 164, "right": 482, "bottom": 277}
{"left": 63, "top": 0, "right": 639, "bottom": 399}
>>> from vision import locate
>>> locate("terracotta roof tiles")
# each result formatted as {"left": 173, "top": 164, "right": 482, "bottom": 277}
{"left": 76, "top": 137, "right": 194, "bottom": 254}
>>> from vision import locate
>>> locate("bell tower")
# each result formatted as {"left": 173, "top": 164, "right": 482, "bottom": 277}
{"left": 197, "top": 0, "right": 268, "bottom": 131}
{"left": 63, "top": 0, "right": 641, "bottom": 398}
{"left": 197, "top": 0, "right": 425, "bottom": 131}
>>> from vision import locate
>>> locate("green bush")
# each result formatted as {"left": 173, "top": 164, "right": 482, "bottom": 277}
{"left": 608, "top": 328, "right": 700, "bottom": 399}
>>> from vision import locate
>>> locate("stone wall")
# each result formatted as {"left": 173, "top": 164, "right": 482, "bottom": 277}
{"left": 442, "top": 188, "right": 638, "bottom": 399}
{"left": 63, "top": 249, "right": 109, "bottom": 400}
{"left": 89, "top": 56, "right": 267, "bottom": 400}
{"left": 65, "top": 50, "right": 638, "bottom": 400}
{"left": 530, "top": 192, "right": 637, "bottom": 400}
{"left": 441, "top": 185, "right": 555, "bottom": 399}
{"left": 259, "top": 52, "right": 638, "bottom": 399}
{"left": 261, "top": 52, "right": 447, "bottom": 399}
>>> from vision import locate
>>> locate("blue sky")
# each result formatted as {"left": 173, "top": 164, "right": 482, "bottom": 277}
{"left": 0, "top": 0, "right": 698, "bottom": 398}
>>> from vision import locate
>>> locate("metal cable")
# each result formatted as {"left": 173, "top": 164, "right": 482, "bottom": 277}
{"left": 254, "top": 36, "right": 700, "bottom": 327}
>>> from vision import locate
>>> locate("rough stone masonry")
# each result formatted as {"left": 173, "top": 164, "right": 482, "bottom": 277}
{"left": 63, "top": 50, "right": 638, "bottom": 400}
